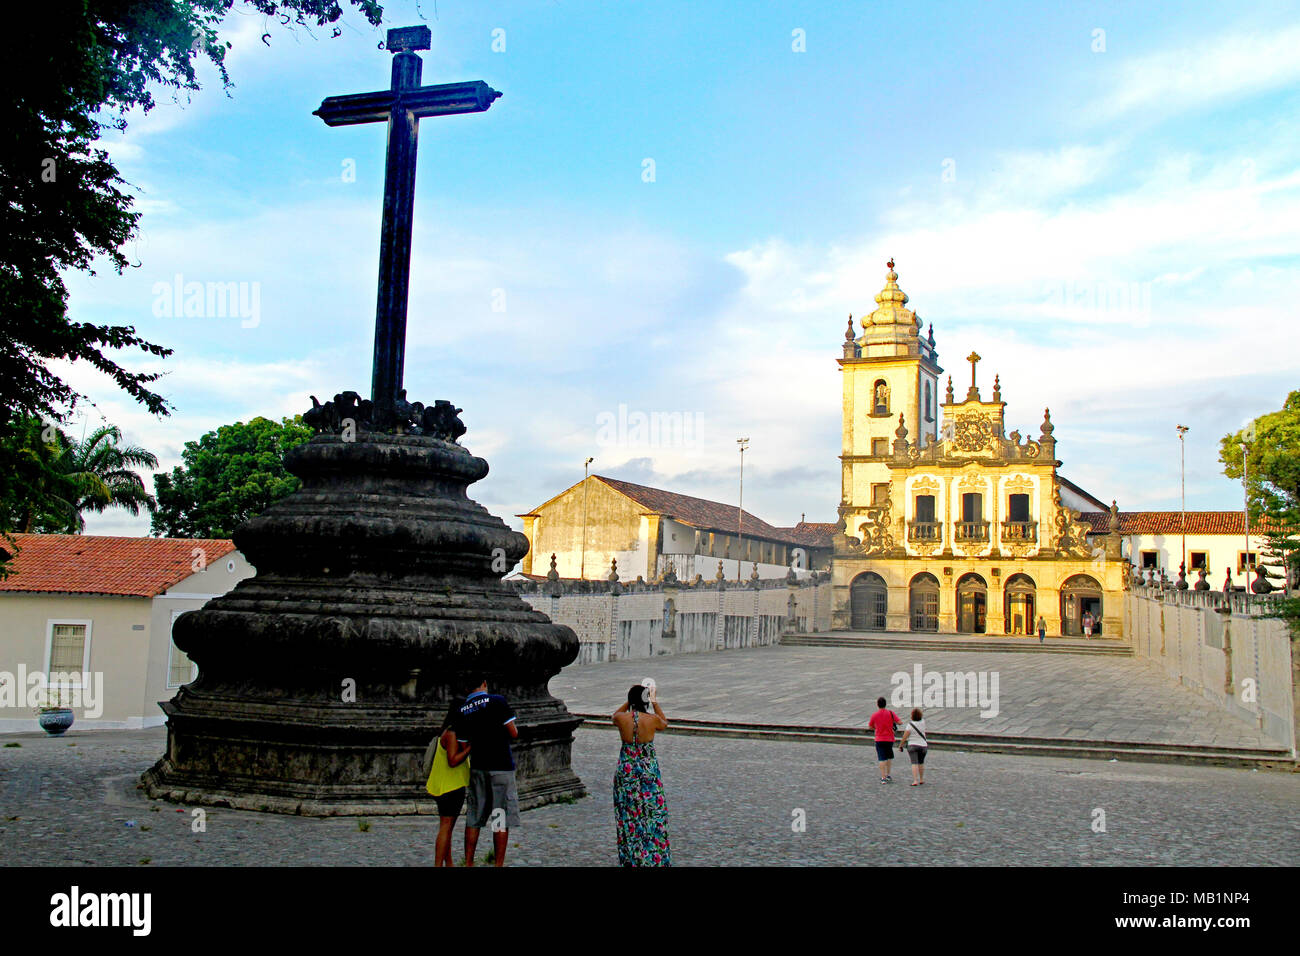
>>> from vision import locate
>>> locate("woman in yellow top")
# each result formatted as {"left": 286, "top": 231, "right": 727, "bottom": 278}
{"left": 424, "top": 696, "right": 472, "bottom": 867}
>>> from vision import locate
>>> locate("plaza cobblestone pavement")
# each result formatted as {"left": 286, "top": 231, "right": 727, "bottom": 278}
{"left": 0, "top": 725, "right": 1296, "bottom": 866}
{"left": 549, "top": 645, "right": 1286, "bottom": 751}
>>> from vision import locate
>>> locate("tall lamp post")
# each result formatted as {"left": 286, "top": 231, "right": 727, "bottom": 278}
{"left": 580, "top": 456, "right": 594, "bottom": 580}
{"left": 1241, "top": 437, "right": 1251, "bottom": 609}
{"left": 1176, "top": 424, "right": 1188, "bottom": 582}
{"left": 736, "top": 437, "right": 749, "bottom": 582}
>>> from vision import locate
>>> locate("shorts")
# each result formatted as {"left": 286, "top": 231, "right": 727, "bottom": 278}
{"left": 874, "top": 741, "right": 895, "bottom": 762}
{"left": 907, "top": 746, "right": 927, "bottom": 765}
{"left": 466, "top": 769, "right": 521, "bottom": 830}
{"left": 433, "top": 786, "right": 465, "bottom": 818}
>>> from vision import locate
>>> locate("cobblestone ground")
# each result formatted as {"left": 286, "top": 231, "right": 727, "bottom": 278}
{"left": 551, "top": 645, "right": 1285, "bottom": 750}
{"left": 1, "top": 726, "right": 1295, "bottom": 866}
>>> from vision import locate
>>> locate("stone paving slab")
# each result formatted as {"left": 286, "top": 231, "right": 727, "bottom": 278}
{"left": 549, "top": 645, "right": 1286, "bottom": 752}
{"left": 1, "top": 727, "right": 1295, "bottom": 867}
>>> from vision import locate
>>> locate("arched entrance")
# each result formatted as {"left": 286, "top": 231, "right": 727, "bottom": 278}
{"left": 1060, "top": 574, "right": 1103, "bottom": 636}
{"left": 1003, "top": 573, "right": 1036, "bottom": 635}
{"left": 956, "top": 573, "right": 987, "bottom": 633}
{"left": 850, "top": 572, "right": 888, "bottom": 631}
{"left": 909, "top": 572, "right": 940, "bottom": 632}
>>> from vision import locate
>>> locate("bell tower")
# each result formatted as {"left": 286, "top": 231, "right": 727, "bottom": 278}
{"left": 839, "top": 260, "right": 943, "bottom": 511}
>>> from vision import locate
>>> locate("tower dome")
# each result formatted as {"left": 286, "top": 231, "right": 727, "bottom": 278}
{"left": 861, "top": 259, "right": 922, "bottom": 334}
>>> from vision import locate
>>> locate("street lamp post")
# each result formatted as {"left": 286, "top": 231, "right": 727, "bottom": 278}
{"left": 736, "top": 437, "right": 749, "bottom": 582}
{"left": 1177, "top": 424, "right": 1188, "bottom": 583}
{"left": 1241, "top": 439, "right": 1251, "bottom": 609}
{"left": 580, "top": 456, "right": 594, "bottom": 580}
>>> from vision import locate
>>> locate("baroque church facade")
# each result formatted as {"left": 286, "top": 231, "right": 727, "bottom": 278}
{"left": 831, "top": 262, "right": 1126, "bottom": 637}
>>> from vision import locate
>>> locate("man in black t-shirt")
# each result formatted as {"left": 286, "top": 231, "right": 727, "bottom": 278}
{"left": 454, "top": 674, "right": 519, "bottom": 866}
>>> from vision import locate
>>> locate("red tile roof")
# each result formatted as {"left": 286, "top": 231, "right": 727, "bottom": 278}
{"left": 593, "top": 476, "right": 809, "bottom": 545}
{"left": 773, "top": 521, "right": 837, "bottom": 548}
{"left": 0, "top": 534, "right": 236, "bottom": 598}
{"left": 1079, "top": 511, "right": 1283, "bottom": 536}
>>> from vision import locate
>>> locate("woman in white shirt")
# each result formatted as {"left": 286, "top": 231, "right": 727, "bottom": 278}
{"left": 898, "top": 707, "right": 928, "bottom": 786}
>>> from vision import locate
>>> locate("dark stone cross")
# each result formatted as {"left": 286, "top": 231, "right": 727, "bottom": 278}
{"left": 314, "top": 26, "right": 502, "bottom": 421}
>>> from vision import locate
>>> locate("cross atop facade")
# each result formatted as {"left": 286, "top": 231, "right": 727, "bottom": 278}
{"left": 314, "top": 26, "right": 502, "bottom": 422}
{"left": 966, "top": 350, "right": 982, "bottom": 400}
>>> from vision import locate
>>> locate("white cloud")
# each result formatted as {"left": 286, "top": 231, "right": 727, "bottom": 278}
{"left": 1088, "top": 22, "right": 1300, "bottom": 121}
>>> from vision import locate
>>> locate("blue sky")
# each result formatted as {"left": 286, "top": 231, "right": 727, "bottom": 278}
{"left": 64, "top": 0, "right": 1300, "bottom": 536}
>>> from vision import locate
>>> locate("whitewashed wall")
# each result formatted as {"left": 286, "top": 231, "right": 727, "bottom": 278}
{"left": 1124, "top": 589, "right": 1296, "bottom": 754}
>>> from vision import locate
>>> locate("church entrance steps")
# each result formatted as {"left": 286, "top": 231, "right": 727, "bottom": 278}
{"left": 781, "top": 632, "right": 1133, "bottom": 657}
{"left": 570, "top": 714, "right": 1291, "bottom": 770}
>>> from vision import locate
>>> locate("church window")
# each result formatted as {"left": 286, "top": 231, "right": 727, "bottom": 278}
{"left": 924, "top": 383, "right": 933, "bottom": 422}
{"left": 871, "top": 483, "right": 889, "bottom": 505}
{"left": 1238, "top": 552, "right": 1257, "bottom": 573}
{"left": 914, "top": 495, "right": 936, "bottom": 523}
{"left": 961, "top": 493, "right": 983, "bottom": 522}
{"left": 1190, "top": 551, "right": 1208, "bottom": 570}
{"left": 1140, "top": 550, "right": 1158, "bottom": 568}
{"left": 1007, "top": 494, "right": 1030, "bottom": 522}
{"left": 872, "top": 379, "right": 890, "bottom": 416}
{"left": 872, "top": 438, "right": 888, "bottom": 457}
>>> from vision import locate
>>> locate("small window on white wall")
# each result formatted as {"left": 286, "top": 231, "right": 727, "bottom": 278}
{"left": 47, "top": 621, "right": 90, "bottom": 684}
{"left": 168, "top": 610, "right": 197, "bottom": 688}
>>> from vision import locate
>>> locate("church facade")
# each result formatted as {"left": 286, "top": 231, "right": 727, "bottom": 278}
{"left": 831, "top": 262, "right": 1126, "bottom": 637}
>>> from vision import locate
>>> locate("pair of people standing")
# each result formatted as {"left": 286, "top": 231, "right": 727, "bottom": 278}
{"left": 424, "top": 675, "right": 521, "bottom": 867}
{"left": 867, "top": 697, "right": 929, "bottom": 785}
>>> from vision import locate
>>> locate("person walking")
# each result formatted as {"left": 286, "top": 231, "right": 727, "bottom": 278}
{"left": 867, "top": 696, "right": 902, "bottom": 783}
{"left": 455, "top": 675, "right": 520, "bottom": 867}
{"left": 898, "top": 707, "right": 929, "bottom": 786}
{"left": 423, "top": 696, "right": 471, "bottom": 866}
{"left": 612, "top": 683, "right": 671, "bottom": 866}
{"left": 1036, "top": 613, "right": 1047, "bottom": 644}
{"left": 1082, "top": 610, "right": 1096, "bottom": 638}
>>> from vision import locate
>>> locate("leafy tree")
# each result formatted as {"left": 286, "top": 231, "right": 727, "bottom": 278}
{"left": 1220, "top": 389, "right": 1300, "bottom": 632}
{"left": 0, "top": 414, "right": 158, "bottom": 535}
{"left": 151, "top": 416, "right": 313, "bottom": 538}
{"left": 0, "top": 0, "right": 384, "bottom": 437}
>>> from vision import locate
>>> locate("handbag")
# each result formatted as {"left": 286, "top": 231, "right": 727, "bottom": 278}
{"left": 425, "top": 736, "right": 471, "bottom": 797}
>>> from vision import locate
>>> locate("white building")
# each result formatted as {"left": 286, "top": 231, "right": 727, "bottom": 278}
{"left": 1081, "top": 511, "right": 1285, "bottom": 590}
{"left": 0, "top": 534, "right": 253, "bottom": 731}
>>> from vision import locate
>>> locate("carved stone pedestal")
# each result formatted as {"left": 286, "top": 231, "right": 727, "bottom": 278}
{"left": 142, "top": 432, "right": 585, "bottom": 815}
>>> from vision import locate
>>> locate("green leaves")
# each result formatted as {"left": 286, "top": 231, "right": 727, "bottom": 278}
{"left": 150, "top": 416, "right": 313, "bottom": 538}
{"left": 0, "top": 0, "right": 385, "bottom": 437}
{"left": 0, "top": 415, "right": 159, "bottom": 535}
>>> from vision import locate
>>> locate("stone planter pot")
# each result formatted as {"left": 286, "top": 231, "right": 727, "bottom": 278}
{"left": 38, "top": 708, "right": 75, "bottom": 736}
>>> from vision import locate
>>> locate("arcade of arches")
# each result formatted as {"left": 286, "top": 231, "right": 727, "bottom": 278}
{"left": 846, "top": 569, "right": 1108, "bottom": 636}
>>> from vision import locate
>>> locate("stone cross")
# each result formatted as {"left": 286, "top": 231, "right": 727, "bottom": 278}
{"left": 314, "top": 26, "right": 502, "bottom": 420}
{"left": 966, "top": 351, "right": 981, "bottom": 399}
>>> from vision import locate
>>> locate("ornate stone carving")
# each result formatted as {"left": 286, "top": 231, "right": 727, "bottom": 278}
{"left": 1049, "top": 482, "right": 1092, "bottom": 558}
{"left": 304, "top": 389, "right": 467, "bottom": 442}
{"left": 1004, "top": 474, "right": 1034, "bottom": 494}
{"left": 953, "top": 413, "right": 996, "bottom": 452}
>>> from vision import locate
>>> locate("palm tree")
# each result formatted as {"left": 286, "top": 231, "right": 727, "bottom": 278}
{"left": 56, "top": 424, "right": 159, "bottom": 531}
{"left": 1, "top": 418, "right": 158, "bottom": 533}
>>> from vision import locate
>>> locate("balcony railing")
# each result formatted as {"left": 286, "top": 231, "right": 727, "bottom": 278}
{"left": 908, "top": 520, "right": 941, "bottom": 543}
{"left": 1001, "top": 520, "right": 1038, "bottom": 542}
{"left": 954, "top": 520, "right": 990, "bottom": 542}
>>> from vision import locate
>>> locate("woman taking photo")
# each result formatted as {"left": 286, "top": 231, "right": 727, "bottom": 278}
{"left": 423, "top": 696, "right": 471, "bottom": 866}
{"left": 612, "top": 682, "right": 671, "bottom": 866}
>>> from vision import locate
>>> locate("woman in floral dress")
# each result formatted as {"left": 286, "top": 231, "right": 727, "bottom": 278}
{"left": 612, "top": 683, "right": 671, "bottom": 866}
